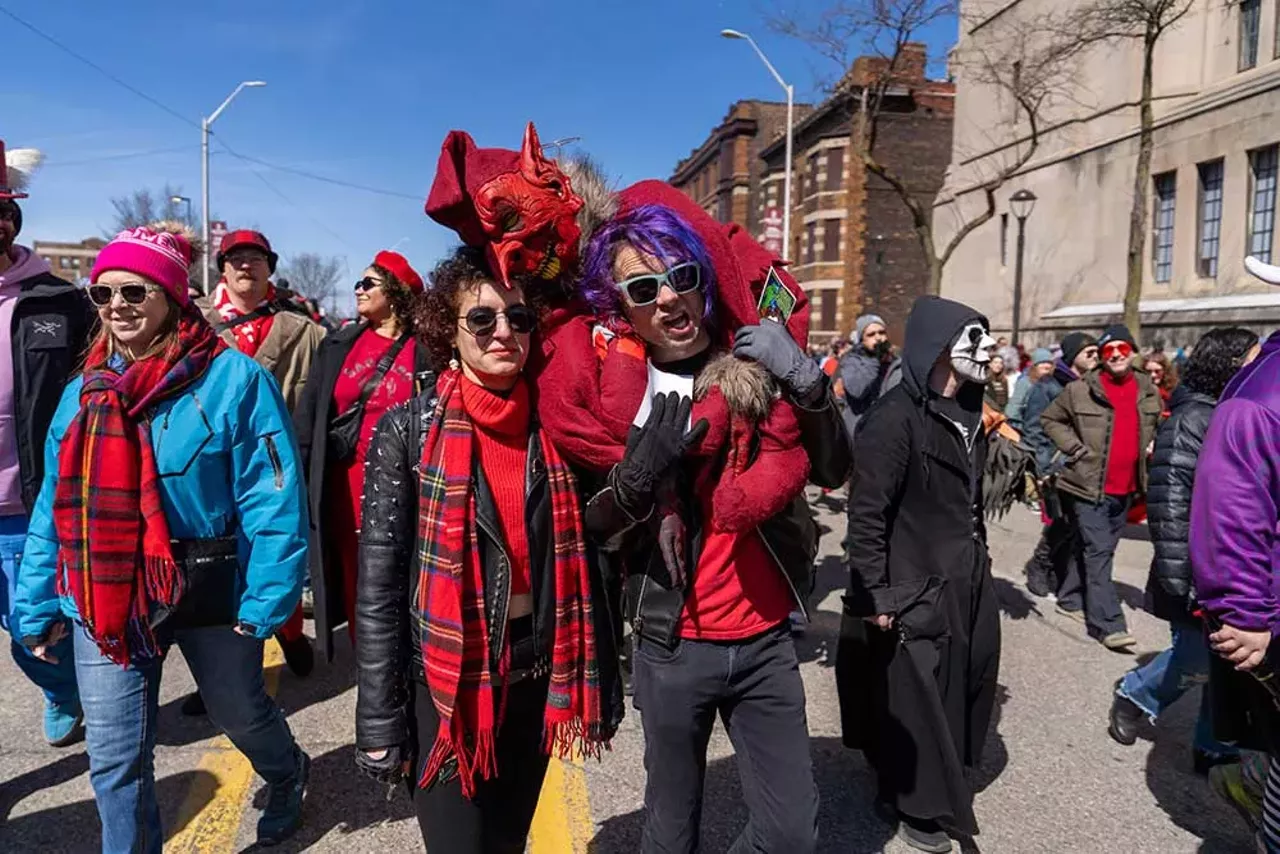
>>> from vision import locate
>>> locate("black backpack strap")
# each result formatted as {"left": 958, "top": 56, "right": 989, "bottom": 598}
{"left": 350, "top": 332, "right": 413, "bottom": 414}
{"left": 211, "top": 303, "right": 277, "bottom": 335}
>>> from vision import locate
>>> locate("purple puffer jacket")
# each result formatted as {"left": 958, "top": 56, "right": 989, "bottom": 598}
{"left": 1190, "top": 331, "right": 1280, "bottom": 634}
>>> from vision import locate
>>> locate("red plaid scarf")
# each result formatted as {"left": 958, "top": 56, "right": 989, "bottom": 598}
{"left": 213, "top": 280, "right": 276, "bottom": 357}
{"left": 53, "top": 306, "right": 226, "bottom": 664}
{"left": 416, "top": 369, "right": 605, "bottom": 797}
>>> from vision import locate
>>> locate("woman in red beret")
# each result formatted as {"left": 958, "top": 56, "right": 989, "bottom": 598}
{"left": 293, "top": 250, "right": 434, "bottom": 661}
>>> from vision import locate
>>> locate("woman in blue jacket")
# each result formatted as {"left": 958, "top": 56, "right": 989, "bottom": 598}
{"left": 13, "top": 224, "right": 310, "bottom": 853}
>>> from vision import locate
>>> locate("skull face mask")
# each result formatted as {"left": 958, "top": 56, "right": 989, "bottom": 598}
{"left": 950, "top": 321, "right": 996, "bottom": 384}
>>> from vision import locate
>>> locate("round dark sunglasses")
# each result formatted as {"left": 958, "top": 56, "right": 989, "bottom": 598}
{"left": 88, "top": 281, "right": 163, "bottom": 307}
{"left": 615, "top": 261, "right": 701, "bottom": 307}
{"left": 458, "top": 304, "right": 537, "bottom": 337}
{"left": 354, "top": 277, "right": 383, "bottom": 293}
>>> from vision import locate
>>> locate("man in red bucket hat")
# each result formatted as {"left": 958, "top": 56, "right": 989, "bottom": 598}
{"left": 183, "top": 228, "right": 326, "bottom": 714}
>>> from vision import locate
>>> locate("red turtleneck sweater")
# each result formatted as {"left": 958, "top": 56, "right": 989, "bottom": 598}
{"left": 1100, "top": 370, "right": 1140, "bottom": 497}
{"left": 461, "top": 375, "right": 532, "bottom": 596}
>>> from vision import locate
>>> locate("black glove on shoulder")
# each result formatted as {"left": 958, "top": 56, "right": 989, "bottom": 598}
{"left": 612, "top": 392, "right": 708, "bottom": 519}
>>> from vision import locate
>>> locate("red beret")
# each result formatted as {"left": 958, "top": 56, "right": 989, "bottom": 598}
{"left": 374, "top": 250, "right": 423, "bottom": 292}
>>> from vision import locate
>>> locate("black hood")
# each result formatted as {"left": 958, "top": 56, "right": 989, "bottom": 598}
{"left": 901, "top": 295, "right": 990, "bottom": 403}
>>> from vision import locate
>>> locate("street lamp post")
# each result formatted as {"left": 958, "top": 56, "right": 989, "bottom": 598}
{"left": 721, "top": 29, "right": 793, "bottom": 262}
{"left": 1009, "top": 189, "right": 1037, "bottom": 346}
{"left": 202, "top": 80, "right": 266, "bottom": 293}
{"left": 169, "top": 195, "right": 192, "bottom": 225}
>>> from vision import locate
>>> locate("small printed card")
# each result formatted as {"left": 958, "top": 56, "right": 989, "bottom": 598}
{"left": 756, "top": 267, "right": 797, "bottom": 323}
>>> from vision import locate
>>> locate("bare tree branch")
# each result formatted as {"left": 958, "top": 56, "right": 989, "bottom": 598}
{"left": 280, "top": 252, "right": 343, "bottom": 313}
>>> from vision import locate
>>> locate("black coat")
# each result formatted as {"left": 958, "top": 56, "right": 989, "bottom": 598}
{"left": 835, "top": 296, "right": 1001, "bottom": 835}
{"left": 354, "top": 393, "right": 624, "bottom": 752}
{"left": 9, "top": 270, "right": 97, "bottom": 512}
{"left": 1144, "top": 384, "right": 1215, "bottom": 623}
{"left": 292, "top": 322, "right": 434, "bottom": 661}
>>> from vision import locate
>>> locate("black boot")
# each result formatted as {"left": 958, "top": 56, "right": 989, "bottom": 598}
{"left": 277, "top": 633, "right": 315, "bottom": 678}
{"left": 1108, "top": 685, "right": 1144, "bottom": 746}
{"left": 1025, "top": 558, "right": 1052, "bottom": 598}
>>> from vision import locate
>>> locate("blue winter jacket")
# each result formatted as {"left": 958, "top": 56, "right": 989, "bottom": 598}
{"left": 14, "top": 348, "right": 309, "bottom": 643}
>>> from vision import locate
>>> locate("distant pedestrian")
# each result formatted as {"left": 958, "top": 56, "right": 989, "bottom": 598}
{"left": 1143, "top": 351, "right": 1178, "bottom": 416}
{"left": 984, "top": 353, "right": 1014, "bottom": 410}
{"left": 13, "top": 224, "right": 311, "bottom": 851}
{"left": 1042, "top": 325, "right": 1162, "bottom": 652}
{"left": 1005, "top": 347, "right": 1053, "bottom": 431}
{"left": 293, "top": 250, "right": 432, "bottom": 661}
{"left": 838, "top": 313, "right": 901, "bottom": 440}
{"left": 1107, "top": 328, "right": 1259, "bottom": 771}
{"left": 1020, "top": 333, "right": 1097, "bottom": 597}
{"left": 0, "top": 140, "right": 96, "bottom": 747}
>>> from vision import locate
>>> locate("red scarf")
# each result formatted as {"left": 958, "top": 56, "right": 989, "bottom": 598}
{"left": 213, "top": 280, "right": 276, "bottom": 357}
{"left": 53, "top": 307, "right": 226, "bottom": 664}
{"left": 416, "top": 370, "right": 605, "bottom": 797}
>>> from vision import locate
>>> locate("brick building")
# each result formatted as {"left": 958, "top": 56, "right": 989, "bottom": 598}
{"left": 670, "top": 100, "right": 812, "bottom": 236}
{"left": 671, "top": 45, "right": 954, "bottom": 344}
{"left": 33, "top": 238, "right": 104, "bottom": 284}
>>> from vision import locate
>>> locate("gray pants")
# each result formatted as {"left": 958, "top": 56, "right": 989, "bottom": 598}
{"left": 1059, "top": 494, "right": 1130, "bottom": 637}
{"left": 632, "top": 624, "right": 818, "bottom": 854}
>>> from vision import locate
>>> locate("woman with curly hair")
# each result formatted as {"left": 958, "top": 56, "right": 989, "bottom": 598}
{"left": 1108, "top": 328, "right": 1260, "bottom": 770}
{"left": 294, "top": 251, "right": 432, "bottom": 660}
{"left": 353, "top": 246, "right": 621, "bottom": 853}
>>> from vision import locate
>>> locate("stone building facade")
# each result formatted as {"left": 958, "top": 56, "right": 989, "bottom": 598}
{"left": 672, "top": 45, "right": 955, "bottom": 343}
{"left": 939, "top": 0, "right": 1280, "bottom": 348}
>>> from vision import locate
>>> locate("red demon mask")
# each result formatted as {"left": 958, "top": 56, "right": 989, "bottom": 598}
{"left": 425, "top": 122, "right": 583, "bottom": 288}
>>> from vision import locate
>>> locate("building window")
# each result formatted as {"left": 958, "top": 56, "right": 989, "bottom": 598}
{"left": 1152, "top": 172, "right": 1177, "bottom": 283}
{"left": 819, "top": 290, "right": 837, "bottom": 331}
{"left": 822, "top": 219, "right": 842, "bottom": 261}
{"left": 825, "top": 147, "right": 844, "bottom": 191}
{"left": 59, "top": 257, "right": 73, "bottom": 270}
{"left": 804, "top": 221, "right": 817, "bottom": 263}
{"left": 999, "top": 213, "right": 1009, "bottom": 266}
{"left": 806, "top": 153, "right": 819, "bottom": 196}
{"left": 717, "top": 194, "right": 732, "bottom": 224}
{"left": 1250, "top": 145, "right": 1278, "bottom": 262}
{"left": 1197, "top": 159, "right": 1225, "bottom": 278}
{"left": 719, "top": 142, "right": 734, "bottom": 182}
{"left": 1240, "top": 0, "right": 1261, "bottom": 71}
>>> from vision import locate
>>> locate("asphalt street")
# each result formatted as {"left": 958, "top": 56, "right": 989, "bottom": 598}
{"left": 0, "top": 487, "right": 1257, "bottom": 853}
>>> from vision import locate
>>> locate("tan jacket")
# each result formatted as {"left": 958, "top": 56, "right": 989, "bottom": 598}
{"left": 196, "top": 295, "right": 327, "bottom": 413}
{"left": 1040, "top": 368, "right": 1162, "bottom": 503}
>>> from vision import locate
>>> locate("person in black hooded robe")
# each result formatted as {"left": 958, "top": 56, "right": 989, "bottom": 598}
{"left": 835, "top": 295, "right": 1002, "bottom": 853}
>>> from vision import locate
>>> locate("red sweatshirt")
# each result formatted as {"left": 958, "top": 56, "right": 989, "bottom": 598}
{"left": 1100, "top": 370, "right": 1139, "bottom": 497}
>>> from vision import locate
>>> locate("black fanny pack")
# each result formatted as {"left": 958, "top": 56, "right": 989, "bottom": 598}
{"left": 328, "top": 332, "right": 411, "bottom": 462}
{"left": 149, "top": 535, "right": 240, "bottom": 634}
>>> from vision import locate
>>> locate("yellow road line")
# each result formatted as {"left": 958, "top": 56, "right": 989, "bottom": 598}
{"left": 529, "top": 753, "right": 594, "bottom": 854}
{"left": 165, "top": 639, "right": 284, "bottom": 854}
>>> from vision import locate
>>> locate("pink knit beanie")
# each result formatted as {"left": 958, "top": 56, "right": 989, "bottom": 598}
{"left": 90, "top": 226, "right": 194, "bottom": 306}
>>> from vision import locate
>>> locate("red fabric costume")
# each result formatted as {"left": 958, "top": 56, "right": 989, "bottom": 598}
{"left": 424, "top": 127, "right": 811, "bottom": 533}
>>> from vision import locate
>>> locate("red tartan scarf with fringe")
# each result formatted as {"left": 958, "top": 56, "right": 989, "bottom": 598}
{"left": 415, "top": 368, "right": 605, "bottom": 798}
{"left": 53, "top": 306, "right": 226, "bottom": 665}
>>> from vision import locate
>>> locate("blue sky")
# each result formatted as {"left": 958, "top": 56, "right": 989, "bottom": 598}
{"left": 5, "top": 0, "right": 957, "bottom": 311}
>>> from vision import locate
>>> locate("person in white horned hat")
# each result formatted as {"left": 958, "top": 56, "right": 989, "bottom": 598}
{"left": 0, "top": 140, "right": 97, "bottom": 746}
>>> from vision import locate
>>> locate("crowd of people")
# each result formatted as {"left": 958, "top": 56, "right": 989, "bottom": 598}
{"left": 3, "top": 120, "right": 1280, "bottom": 854}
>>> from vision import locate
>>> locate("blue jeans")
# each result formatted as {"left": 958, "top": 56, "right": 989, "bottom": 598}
{"left": 0, "top": 514, "right": 78, "bottom": 707}
{"left": 75, "top": 624, "right": 299, "bottom": 854}
{"left": 1118, "top": 622, "right": 1236, "bottom": 758}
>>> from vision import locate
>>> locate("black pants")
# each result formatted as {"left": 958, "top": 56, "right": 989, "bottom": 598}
{"left": 632, "top": 624, "right": 818, "bottom": 854}
{"left": 411, "top": 618, "right": 550, "bottom": 854}
{"left": 1026, "top": 515, "right": 1075, "bottom": 591}
{"left": 1058, "top": 494, "right": 1130, "bottom": 637}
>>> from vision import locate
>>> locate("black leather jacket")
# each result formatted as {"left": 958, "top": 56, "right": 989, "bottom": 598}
{"left": 1145, "top": 385, "right": 1215, "bottom": 623}
{"left": 585, "top": 441, "right": 819, "bottom": 650}
{"left": 796, "top": 376, "right": 854, "bottom": 489}
{"left": 354, "top": 392, "right": 624, "bottom": 751}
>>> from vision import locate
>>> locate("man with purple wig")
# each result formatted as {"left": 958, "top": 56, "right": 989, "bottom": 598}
{"left": 577, "top": 202, "right": 821, "bottom": 854}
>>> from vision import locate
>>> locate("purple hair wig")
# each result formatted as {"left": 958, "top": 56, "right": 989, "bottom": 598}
{"left": 578, "top": 204, "right": 718, "bottom": 331}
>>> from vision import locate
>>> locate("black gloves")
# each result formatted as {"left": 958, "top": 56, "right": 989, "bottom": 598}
{"left": 733, "top": 321, "right": 825, "bottom": 407}
{"left": 612, "top": 392, "right": 709, "bottom": 519}
{"left": 355, "top": 744, "right": 405, "bottom": 785}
